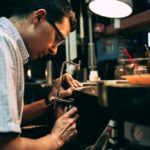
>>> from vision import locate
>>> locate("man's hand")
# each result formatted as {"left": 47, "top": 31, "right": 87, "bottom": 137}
{"left": 50, "top": 107, "right": 79, "bottom": 146}
{"left": 60, "top": 73, "right": 82, "bottom": 88}
{"left": 49, "top": 73, "right": 82, "bottom": 99}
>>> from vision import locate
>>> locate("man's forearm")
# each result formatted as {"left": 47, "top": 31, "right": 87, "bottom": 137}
{"left": 0, "top": 133, "right": 61, "bottom": 150}
{"left": 22, "top": 99, "right": 49, "bottom": 123}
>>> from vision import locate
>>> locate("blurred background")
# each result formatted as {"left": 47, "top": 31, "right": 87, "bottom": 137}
{"left": 1, "top": 0, "right": 149, "bottom": 82}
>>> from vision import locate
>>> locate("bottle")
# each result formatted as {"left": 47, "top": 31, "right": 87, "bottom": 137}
{"left": 89, "top": 70, "right": 100, "bottom": 82}
{"left": 134, "top": 65, "right": 148, "bottom": 75}
{"left": 115, "top": 65, "right": 125, "bottom": 79}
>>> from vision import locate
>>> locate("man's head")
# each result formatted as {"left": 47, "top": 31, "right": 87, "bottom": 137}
{"left": 10, "top": 0, "right": 77, "bottom": 59}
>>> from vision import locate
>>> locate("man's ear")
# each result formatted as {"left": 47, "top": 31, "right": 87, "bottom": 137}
{"left": 33, "top": 9, "right": 47, "bottom": 25}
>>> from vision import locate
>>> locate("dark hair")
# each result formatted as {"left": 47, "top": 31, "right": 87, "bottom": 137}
{"left": 11, "top": 0, "right": 77, "bottom": 32}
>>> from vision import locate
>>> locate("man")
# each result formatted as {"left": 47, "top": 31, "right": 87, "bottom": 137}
{"left": 0, "top": 0, "right": 82, "bottom": 149}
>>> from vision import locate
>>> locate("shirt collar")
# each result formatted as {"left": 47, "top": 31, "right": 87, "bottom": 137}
{"left": 0, "top": 17, "right": 29, "bottom": 64}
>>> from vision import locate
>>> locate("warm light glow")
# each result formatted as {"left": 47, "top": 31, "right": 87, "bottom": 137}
{"left": 148, "top": 32, "right": 150, "bottom": 47}
{"left": 27, "top": 69, "right": 32, "bottom": 79}
{"left": 89, "top": 0, "right": 133, "bottom": 18}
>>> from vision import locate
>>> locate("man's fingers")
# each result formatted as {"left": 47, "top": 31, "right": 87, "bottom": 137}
{"left": 62, "top": 107, "right": 78, "bottom": 118}
{"left": 74, "top": 80, "right": 82, "bottom": 87}
{"left": 59, "top": 87, "right": 75, "bottom": 98}
{"left": 68, "top": 79, "right": 82, "bottom": 88}
{"left": 62, "top": 73, "right": 82, "bottom": 88}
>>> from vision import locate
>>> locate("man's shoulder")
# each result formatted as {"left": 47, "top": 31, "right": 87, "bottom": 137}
{"left": 0, "top": 29, "right": 14, "bottom": 43}
{"left": 0, "top": 29, "right": 17, "bottom": 50}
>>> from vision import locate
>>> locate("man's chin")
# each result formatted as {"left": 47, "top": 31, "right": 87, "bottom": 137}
{"left": 30, "top": 55, "right": 38, "bottom": 60}
{"left": 49, "top": 51, "right": 57, "bottom": 56}
{"left": 30, "top": 52, "right": 56, "bottom": 59}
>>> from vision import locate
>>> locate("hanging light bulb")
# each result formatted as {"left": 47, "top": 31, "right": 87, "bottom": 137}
{"left": 89, "top": 0, "right": 133, "bottom": 18}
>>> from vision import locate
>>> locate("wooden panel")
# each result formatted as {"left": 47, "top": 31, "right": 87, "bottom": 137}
{"left": 106, "top": 10, "right": 150, "bottom": 35}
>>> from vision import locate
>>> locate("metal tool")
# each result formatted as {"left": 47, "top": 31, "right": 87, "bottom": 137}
{"left": 53, "top": 60, "right": 81, "bottom": 109}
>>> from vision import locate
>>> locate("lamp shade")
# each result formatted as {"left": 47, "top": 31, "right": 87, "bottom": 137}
{"left": 89, "top": 0, "right": 133, "bottom": 18}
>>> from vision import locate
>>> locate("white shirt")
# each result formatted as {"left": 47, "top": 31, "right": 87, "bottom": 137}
{"left": 0, "top": 17, "right": 29, "bottom": 133}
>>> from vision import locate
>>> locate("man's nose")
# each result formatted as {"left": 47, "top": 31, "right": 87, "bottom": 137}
{"left": 48, "top": 46, "right": 58, "bottom": 55}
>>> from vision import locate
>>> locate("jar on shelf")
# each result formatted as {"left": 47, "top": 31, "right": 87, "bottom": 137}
{"left": 134, "top": 65, "right": 148, "bottom": 75}
{"left": 115, "top": 65, "right": 125, "bottom": 79}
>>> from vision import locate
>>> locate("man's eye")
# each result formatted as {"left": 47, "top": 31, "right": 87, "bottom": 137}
{"left": 55, "top": 35, "right": 61, "bottom": 43}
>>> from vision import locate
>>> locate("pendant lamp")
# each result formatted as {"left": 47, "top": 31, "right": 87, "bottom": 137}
{"left": 89, "top": 0, "right": 133, "bottom": 18}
